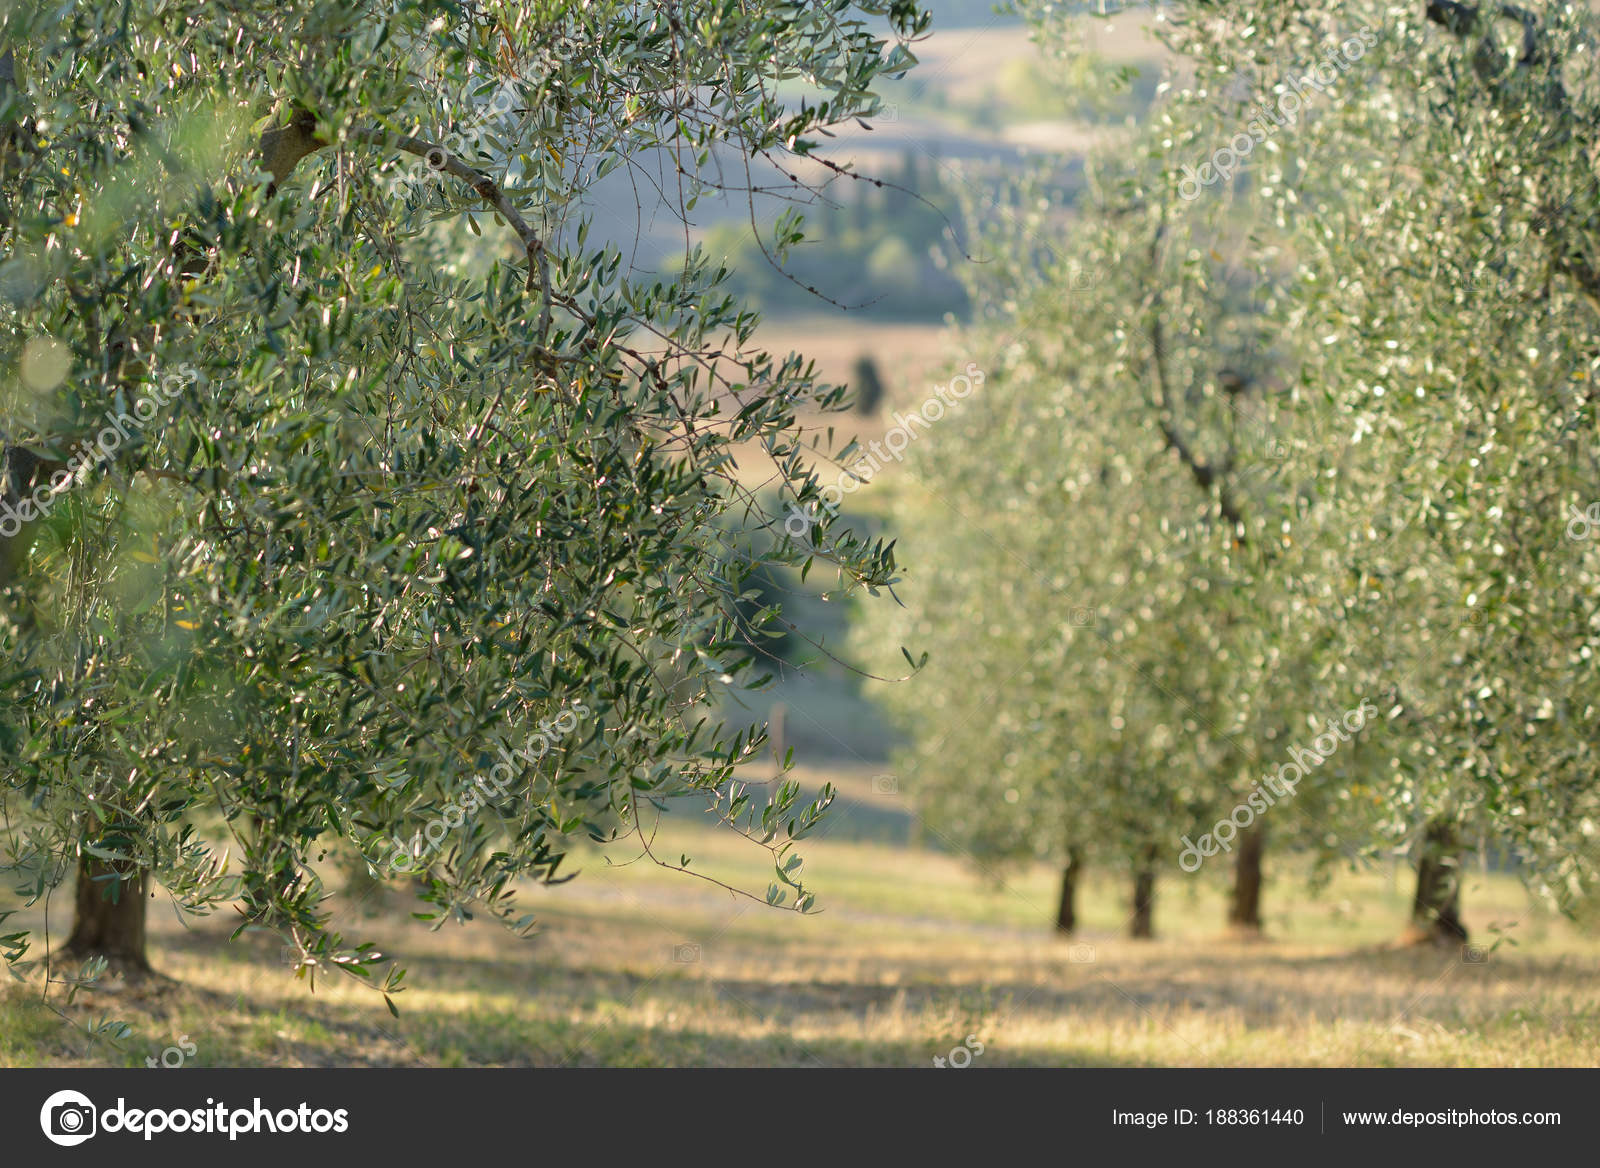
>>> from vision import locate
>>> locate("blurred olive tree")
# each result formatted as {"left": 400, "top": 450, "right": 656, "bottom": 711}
{"left": 865, "top": 0, "right": 1600, "bottom": 941}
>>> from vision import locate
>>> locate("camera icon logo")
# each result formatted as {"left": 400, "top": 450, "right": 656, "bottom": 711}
{"left": 1461, "top": 943, "right": 1489, "bottom": 964}
{"left": 870, "top": 774, "right": 899, "bottom": 795}
{"left": 672, "top": 943, "right": 701, "bottom": 964}
{"left": 40, "top": 1089, "right": 97, "bottom": 1146}
{"left": 1068, "top": 943, "right": 1097, "bottom": 964}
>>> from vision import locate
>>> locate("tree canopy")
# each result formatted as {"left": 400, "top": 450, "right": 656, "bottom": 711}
{"left": 0, "top": 0, "right": 925, "bottom": 993}
{"left": 860, "top": 0, "right": 1600, "bottom": 935}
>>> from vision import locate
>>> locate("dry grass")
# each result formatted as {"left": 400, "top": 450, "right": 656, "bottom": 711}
{"left": 718, "top": 314, "right": 976, "bottom": 498}
{"left": 4, "top": 798, "right": 1598, "bottom": 1068}
{"left": 751, "top": 317, "right": 954, "bottom": 391}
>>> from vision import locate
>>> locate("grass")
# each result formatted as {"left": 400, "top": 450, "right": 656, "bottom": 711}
{"left": 3, "top": 791, "right": 1598, "bottom": 1068}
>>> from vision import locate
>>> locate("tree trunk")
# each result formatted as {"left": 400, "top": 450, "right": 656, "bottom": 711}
{"left": 1408, "top": 819, "right": 1468, "bottom": 944}
{"left": 1055, "top": 849, "right": 1083, "bottom": 934}
{"left": 1129, "top": 847, "right": 1156, "bottom": 939}
{"left": 60, "top": 856, "right": 152, "bottom": 977}
{"left": 1228, "top": 823, "right": 1265, "bottom": 933}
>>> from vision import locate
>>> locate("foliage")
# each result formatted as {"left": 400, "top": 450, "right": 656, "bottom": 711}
{"left": 0, "top": 0, "right": 927, "bottom": 991}
{"left": 865, "top": 0, "right": 1600, "bottom": 913}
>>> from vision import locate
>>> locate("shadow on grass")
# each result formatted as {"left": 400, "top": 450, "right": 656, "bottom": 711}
{"left": 12, "top": 903, "right": 1596, "bottom": 1069}
{"left": 150, "top": 920, "right": 1600, "bottom": 1037}
{"left": 3, "top": 975, "right": 1161, "bottom": 1067}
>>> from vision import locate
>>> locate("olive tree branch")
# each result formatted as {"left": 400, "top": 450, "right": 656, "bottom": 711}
{"left": 346, "top": 129, "right": 553, "bottom": 346}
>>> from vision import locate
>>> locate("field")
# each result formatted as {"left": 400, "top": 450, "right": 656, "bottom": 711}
{"left": 5, "top": 765, "right": 1597, "bottom": 1068}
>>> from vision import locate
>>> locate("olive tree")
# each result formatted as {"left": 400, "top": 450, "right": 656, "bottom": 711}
{"left": 1135, "top": 0, "right": 1600, "bottom": 938}
{"left": 859, "top": 168, "right": 1344, "bottom": 937}
{"left": 943, "top": 0, "right": 1600, "bottom": 942}
{"left": 0, "top": 0, "right": 925, "bottom": 991}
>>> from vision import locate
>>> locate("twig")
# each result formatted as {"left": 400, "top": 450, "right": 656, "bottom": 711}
{"left": 347, "top": 129, "right": 553, "bottom": 345}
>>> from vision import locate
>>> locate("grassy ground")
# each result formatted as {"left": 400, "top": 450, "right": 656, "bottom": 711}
{"left": 4, "top": 783, "right": 1598, "bottom": 1068}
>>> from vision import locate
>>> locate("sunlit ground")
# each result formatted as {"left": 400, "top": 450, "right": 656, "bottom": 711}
{"left": 4, "top": 766, "right": 1598, "bottom": 1067}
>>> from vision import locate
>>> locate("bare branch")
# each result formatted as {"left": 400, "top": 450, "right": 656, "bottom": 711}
{"left": 348, "top": 130, "right": 553, "bottom": 344}
{"left": 1145, "top": 223, "right": 1246, "bottom": 535}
